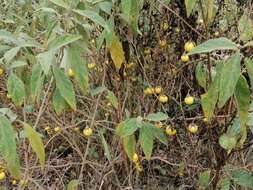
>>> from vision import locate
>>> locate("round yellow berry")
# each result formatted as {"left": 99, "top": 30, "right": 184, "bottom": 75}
{"left": 88, "top": 63, "right": 96, "bottom": 70}
{"left": 83, "top": 127, "right": 93, "bottom": 137}
{"left": 184, "top": 42, "right": 195, "bottom": 52}
{"left": 54, "top": 127, "right": 61, "bottom": 133}
{"left": 159, "top": 39, "right": 167, "bottom": 48}
{"left": 158, "top": 94, "right": 168, "bottom": 103}
{"left": 12, "top": 179, "right": 17, "bottom": 185}
{"left": 203, "top": 117, "right": 208, "bottom": 123}
{"left": 188, "top": 123, "right": 199, "bottom": 134}
{"left": 154, "top": 86, "right": 162, "bottom": 94}
{"left": 123, "top": 72, "right": 127, "bottom": 77}
{"left": 214, "top": 31, "right": 219, "bottom": 37}
{"left": 132, "top": 153, "right": 139, "bottom": 163}
{"left": 184, "top": 96, "right": 194, "bottom": 105}
{"left": 165, "top": 126, "right": 177, "bottom": 136}
{"left": 19, "top": 179, "right": 28, "bottom": 187}
{"left": 0, "top": 68, "right": 4, "bottom": 76}
{"left": 161, "top": 22, "right": 169, "bottom": 31}
{"left": 0, "top": 172, "right": 6, "bottom": 180}
{"left": 181, "top": 54, "right": 189, "bottom": 62}
{"left": 144, "top": 87, "right": 154, "bottom": 95}
{"left": 67, "top": 69, "right": 75, "bottom": 77}
{"left": 73, "top": 127, "right": 80, "bottom": 132}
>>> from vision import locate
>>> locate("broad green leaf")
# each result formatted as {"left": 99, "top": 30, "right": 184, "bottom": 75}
{"left": 49, "top": 0, "right": 70, "bottom": 9}
{"left": 100, "top": 131, "right": 111, "bottom": 161}
{"left": 219, "top": 133, "right": 237, "bottom": 151}
{"left": 245, "top": 58, "right": 253, "bottom": 89}
{"left": 67, "top": 46, "right": 89, "bottom": 94}
{"left": 4, "top": 46, "right": 21, "bottom": 63}
{"left": 218, "top": 53, "right": 241, "bottom": 108}
{"left": 231, "top": 169, "right": 253, "bottom": 188}
{"left": 201, "top": 0, "right": 217, "bottom": 26}
{"left": 145, "top": 112, "right": 168, "bottom": 122}
{"left": 90, "top": 86, "right": 107, "bottom": 97}
{"left": 73, "top": 9, "right": 110, "bottom": 32}
{"left": 0, "top": 108, "right": 17, "bottom": 122}
{"left": 106, "top": 90, "right": 119, "bottom": 109}
{"left": 123, "top": 134, "right": 136, "bottom": 160}
{"left": 48, "top": 34, "right": 82, "bottom": 51}
{"left": 66, "top": 180, "right": 79, "bottom": 190}
{"left": 198, "top": 170, "right": 211, "bottom": 189}
{"left": 97, "top": 2, "right": 112, "bottom": 14}
{"left": 8, "top": 60, "right": 27, "bottom": 69}
{"left": 195, "top": 62, "right": 207, "bottom": 88}
{"left": 188, "top": 38, "right": 238, "bottom": 55}
{"left": 149, "top": 125, "right": 168, "bottom": 145}
{"left": 37, "top": 51, "right": 56, "bottom": 75}
{"left": 238, "top": 12, "right": 253, "bottom": 42}
{"left": 30, "top": 63, "right": 44, "bottom": 103}
{"left": 185, "top": 0, "right": 197, "bottom": 17}
{"left": 52, "top": 88, "right": 67, "bottom": 115}
{"left": 53, "top": 67, "right": 76, "bottom": 111}
{"left": 218, "top": 178, "right": 231, "bottom": 190}
{"left": 235, "top": 75, "right": 250, "bottom": 144}
{"left": 0, "top": 115, "right": 20, "bottom": 178}
{"left": 23, "top": 123, "right": 45, "bottom": 170}
{"left": 7, "top": 72, "right": 26, "bottom": 106}
{"left": 140, "top": 124, "right": 154, "bottom": 159}
{"left": 116, "top": 118, "right": 140, "bottom": 137}
{"left": 110, "top": 34, "right": 125, "bottom": 69}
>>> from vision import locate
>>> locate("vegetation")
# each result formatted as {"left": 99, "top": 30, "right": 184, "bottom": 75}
{"left": 0, "top": 0, "right": 253, "bottom": 189}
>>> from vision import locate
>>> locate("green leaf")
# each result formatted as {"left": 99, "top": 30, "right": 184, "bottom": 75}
{"left": 195, "top": 62, "right": 207, "bottom": 88}
{"left": 109, "top": 34, "right": 125, "bottom": 69}
{"left": 0, "top": 108, "right": 17, "bottom": 122}
{"left": 90, "top": 86, "right": 107, "bottom": 97}
{"left": 48, "top": 34, "right": 82, "bottom": 51}
{"left": 198, "top": 170, "right": 211, "bottom": 188}
{"left": 7, "top": 72, "right": 26, "bottom": 106}
{"left": 0, "top": 115, "right": 20, "bottom": 178}
{"left": 66, "top": 179, "right": 79, "bottom": 190}
{"left": 218, "top": 52, "right": 241, "bottom": 108}
{"left": 0, "top": 30, "right": 17, "bottom": 43}
{"left": 30, "top": 63, "right": 44, "bottom": 103}
{"left": 52, "top": 88, "right": 67, "bottom": 115}
{"left": 97, "top": 2, "right": 112, "bottom": 14}
{"left": 99, "top": 131, "right": 111, "bottom": 161}
{"left": 218, "top": 178, "right": 231, "bottom": 190}
{"left": 245, "top": 58, "right": 253, "bottom": 90}
{"left": 140, "top": 123, "right": 154, "bottom": 159}
{"left": 37, "top": 51, "right": 56, "bottom": 75}
{"left": 73, "top": 9, "right": 110, "bottom": 32}
{"left": 188, "top": 38, "right": 238, "bottom": 55}
{"left": 149, "top": 125, "right": 168, "bottom": 145}
{"left": 53, "top": 67, "right": 76, "bottom": 111}
{"left": 49, "top": 0, "right": 70, "bottom": 9}
{"left": 8, "top": 60, "right": 27, "bottom": 69}
{"left": 123, "top": 134, "right": 136, "bottom": 160}
{"left": 238, "top": 12, "right": 253, "bottom": 42}
{"left": 23, "top": 123, "right": 45, "bottom": 170}
{"left": 116, "top": 118, "right": 140, "bottom": 137}
{"left": 145, "top": 112, "right": 168, "bottom": 122}
{"left": 185, "top": 0, "right": 197, "bottom": 17}
{"left": 67, "top": 46, "right": 89, "bottom": 94}
{"left": 4, "top": 46, "right": 21, "bottom": 63}
{"left": 219, "top": 133, "right": 237, "bottom": 151}
{"left": 231, "top": 169, "right": 253, "bottom": 188}
{"left": 106, "top": 90, "right": 119, "bottom": 109}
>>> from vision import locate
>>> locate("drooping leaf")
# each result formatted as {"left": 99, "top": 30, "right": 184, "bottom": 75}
{"left": 66, "top": 180, "right": 79, "bottom": 190}
{"left": 48, "top": 34, "right": 82, "bottom": 51}
{"left": 8, "top": 60, "right": 27, "bottom": 69}
{"left": 219, "top": 133, "right": 237, "bottom": 151}
{"left": 53, "top": 67, "right": 76, "bottom": 111}
{"left": 7, "top": 72, "right": 26, "bottom": 106}
{"left": 123, "top": 134, "right": 136, "bottom": 160}
{"left": 4, "top": 46, "right": 21, "bottom": 63}
{"left": 231, "top": 169, "right": 253, "bottom": 188}
{"left": 109, "top": 34, "right": 125, "bottom": 69}
{"left": 30, "top": 63, "right": 44, "bottom": 103}
{"left": 52, "top": 88, "right": 67, "bottom": 115}
{"left": 37, "top": 50, "right": 56, "bottom": 75}
{"left": 23, "top": 123, "right": 45, "bottom": 170}
{"left": 145, "top": 112, "right": 168, "bottom": 122}
{"left": 0, "top": 115, "right": 20, "bottom": 178}
{"left": 185, "top": 0, "right": 197, "bottom": 17}
{"left": 116, "top": 118, "right": 140, "bottom": 137}
{"left": 198, "top": 170, "right": 211, "bottom": 189}
{"left": 195, "top": 62, "right": 207, "bottom": 88}
{"left": 140, "top": 123, "right": 154, "bottom": 159}
{"left": 99, "top": 131, "right": 111, "bottom": 161}
{"left": 106, "top": 90, "right": 119, "bottom": 109}
{"left": 245, "top": 58, "right": 253, "bottom": 89}
{"left": 188, "top": 38, "right": 238, "bottom": 55}
{"left": 238, "top": 12, "right": 253, "bottom": 42}
{"left": 149, "top": 125, "right": 168, "bottom": 145}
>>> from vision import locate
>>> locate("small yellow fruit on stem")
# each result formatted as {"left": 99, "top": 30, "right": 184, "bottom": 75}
{"left": 83, "top": 127, "right": 93, "bottom": 137}
{"left": 184, "top": 42, "right": 195, "bottom": 52}
{"left": 144, "top": 87, "right": 154, "bottom": 95}
{"left": 54, "top": 127, "right": 61, "bottom": 133}
{"left": 132, "top": 153, "right": 139, "bottom": 163}
{"left": 181, "top": 54, "right": 189, "bottom": 62}
{"left": 0, "top": 172, "right": 6, "bottom": 180}
{"left": 73, "top": 127, "right": 80, "bottom": 132}
{"left": 155, "top": 86, "right": 162, "bottom": 94}
{"left": 67, "top": 69, "right": 74, "bottom": 77}
{"left": 188, "top": 123, "right": 198, "bottom": 134}
{"left": 184, "top": 96, "right": 194, "bottom": 105}
{"left": 19, "top": 179, "right": 28, "bottom": 187}
{"left": 12, "top": 179, "right": 17, "bottom": 185}
{"left": 7, "top": 94, "right": 11, "bottom": 99}
{"left": 88, "top": 63, "right": 96, "bottom": 70}
{"left": 0, "top": 68, "right": 4, "bottom": 76}
{"left": 203, "top": 117, "right": 208, "bottom": 122}
{"left": 166, "top": 126, "right": 177, "bottom": 136}
{"left": 159, "top": 94, "right": 168, "bottom": 103}
{"left": 214, "top": 31, "right": 219, "bottom": 37}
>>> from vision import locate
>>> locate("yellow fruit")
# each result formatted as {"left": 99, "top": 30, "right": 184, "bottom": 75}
{"left": 73, "top": 127, "right": 80, "bottom": 132}
{"left": 7, "top": 94, "right": 11, "bottom": 99}
{"left": 144, "top": 87, "right": 154, "bottom": 95}
{"left": 198, "top": 19, "right": 204, "bottom": 24}
{"left": 159, "top": 39, "right": 167, "bottom": 48}
{"left": 19, "top": 179, "right": 28, "bottom": 187}
{"left": 0, "top": 68, "right": 4, "bottom": 76}
{"left": 181, "top": 54, "right": 189, "bottom": 62}
{"left": 184, "top": 96, "right": 194, "bottom": 105}
{"left": 161, "top": 22, "right": 169, "bottom": 31}
{"left": 214, "top": 31, "right": 219, "bottom": 37}
{"left": 54, "top": 127, "right": 61, "bottom": 133}
{"left": 123, "top": 72, "right": 127, "bottom": 77}
{"left": 203, "top": 117, "right": 208, "bottom": 122}
{"left": 88, "top": 63, "right": 96, "bottom": 69}
{"left": 159, "top": 94, "right": 168, "bottom": 103}
{"left": 0, "top": 172, "right": 6, "bottom": 180}
{"left": 107, "top": 102, "right": 112, "bottom": 107}
{"left": 83, "top": 127, "right": 93, "bottom": 137}
{"left": 12, "top": 179, "right": 17, "bottom": 185}
{"left": 165, "top": 126, "right": 177, "bottom": 136}
{"left": 154, "top": 86, "right": 162, "bottom": 94}
{"left": 126, "top": 62, "right": 134, "bottom": 69}
{"left": 132, "top": 153, "right": 139, "bottom": 163}
{"left": 155, "top": 122, "right": 163, "bottom": 129}
{"left": 175, "top": 27, "right": 180, "bottom": 33}
{"left": 144, "top": 48, "right": 151, "bottom": 55}
{"left": 68, "top": 69, "right": 75, "bottom": 77}
{"left": 188, "top": 123, "right": 198, "bottom": 134}
{"left": 184, "top": 42, "right": 195, "bottom": 52}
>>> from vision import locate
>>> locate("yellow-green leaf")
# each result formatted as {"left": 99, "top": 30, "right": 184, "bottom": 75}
{"left": 106, "top": 90, "right": 119, "bottom": 109}
{"left": 185, "top": 0, "right": 197, "bottom": 17}
{"left": 123, "top": 134, "right": 136, "bottom": 160}
{"left": 66, "top": 179, "right": 79, "bottom": 190}
{"left": 23, "top": 123, "right": 45, "bottom": 170}
{"left": 110, "top": 34, "right": 125, "bottom": 69}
